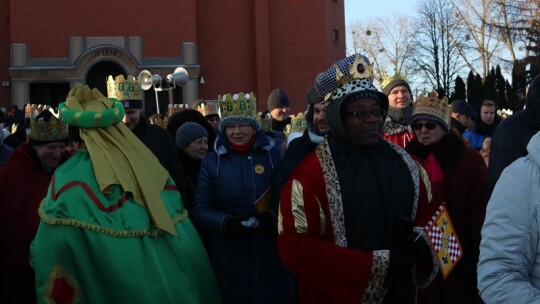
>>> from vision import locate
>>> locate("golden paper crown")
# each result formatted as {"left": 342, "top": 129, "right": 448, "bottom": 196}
{"left": 196, "top": 100, "right": 220, "bottom": 117}
{"left": 219, "top": 92, "right": 257, "bottom": 119}
{"left": 413, "top": 91, "right": 452, "bottom": 128}
{"left": 148, "top": 114, "right": 169, "bottom": 128}
{"left": 167, "top": 104, "right": 189, "bottom": 117}
{"left": 381, "top": 69, "right": 408, "bottom": 91}
{"left": 257, "top": 112, "right": 272, "bottom": 132}
{"left": 29, "top": 109, "right": 68, "bottom": 142}
{"left": 25, "top": 104, "right": 49, "bottom": 118}
{"left": 106, "top": 75, "right": 142, "bottom": 101}
{"left": 288, "top": 113, "right": 306, "bottom": 135}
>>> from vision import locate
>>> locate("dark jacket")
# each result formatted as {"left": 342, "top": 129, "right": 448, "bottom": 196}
{"left": 193, "top": 129, "right": 294, "bottom": 304}
{"left": 0, "top": 144, "right": 68, "bottom": 304}
{"left": 273, "top": 129, "right": 318, "bottom": 204}
{"left": 406, "top": 132, "right": 489, "bottom": 304}
{"left": 131, "top": 115, "right": 188, "bottom": 202}
{"left": 488, "top": 75, "right": 540, "bottom": 189}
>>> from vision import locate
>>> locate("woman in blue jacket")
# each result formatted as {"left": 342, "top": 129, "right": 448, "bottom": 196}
{"left": 192, "top": 92, "right": 295, "bottom": 304}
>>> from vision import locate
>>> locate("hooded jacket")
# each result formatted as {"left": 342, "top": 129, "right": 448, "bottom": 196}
{"left": 478, "top": 130, "right": 540, "bottom": 303}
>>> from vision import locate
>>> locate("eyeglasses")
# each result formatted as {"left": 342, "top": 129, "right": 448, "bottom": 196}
{"left": 225, "top": 123, "right": 252, "bottom": 130}
{"left": 411, "top": 122, "right": 437, "bottom": 131}
{"left": 344, "top": 109, "right": 386, "bottom": 120}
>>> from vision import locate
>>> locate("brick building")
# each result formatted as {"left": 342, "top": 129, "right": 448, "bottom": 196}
{"left": 0, "top": 0, "right": 345, "bottom": 115}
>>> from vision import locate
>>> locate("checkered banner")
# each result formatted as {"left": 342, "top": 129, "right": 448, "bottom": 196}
{"left": 425, "top": 203, "right": 463, "bottom": 279}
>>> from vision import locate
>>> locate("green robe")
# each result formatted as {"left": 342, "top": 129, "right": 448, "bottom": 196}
{"left": 31, "top": 150, "right": 221, "bottom": 304}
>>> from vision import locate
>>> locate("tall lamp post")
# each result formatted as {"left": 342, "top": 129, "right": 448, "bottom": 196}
{"left": 138, "top": 67, "right": 189, "bottom": 114}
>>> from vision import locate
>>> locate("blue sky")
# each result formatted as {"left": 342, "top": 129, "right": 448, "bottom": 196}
{"left": 344, "top": 0, "right": 418, "bottom": 26}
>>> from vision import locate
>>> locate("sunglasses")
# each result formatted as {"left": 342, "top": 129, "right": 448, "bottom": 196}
{"left": 412, "top": 122, "right": 437, "bottom": 131}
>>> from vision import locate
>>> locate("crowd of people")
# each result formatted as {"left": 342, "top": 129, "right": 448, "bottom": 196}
{"left": 0, "top": 51, "right": 539, "bottom": 303}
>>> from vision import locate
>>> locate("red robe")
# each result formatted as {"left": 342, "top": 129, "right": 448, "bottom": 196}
{"left": 278, "top": 139, "right": 437, "bottom": 304}
{"left": 0, "top": 144, "right": 56, "bottom": 303}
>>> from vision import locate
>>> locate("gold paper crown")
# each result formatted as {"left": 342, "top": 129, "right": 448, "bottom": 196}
{"left": 148, "top": 114, "right": 169, "bottom": 128}
{"left": 287, "top": 113, "right": 306, "bottom": 135}
{"left": 106, "top": 75, "right": 142, "bottom": 101}
{"left": 196, "top": 100, "right": 220, "bottom": 117}
{"left": 29, "top": 109, "right": 68, "bottom": 142}
{"left": 257, "top": 112, "right": 272, "bottom": 132}
{"left": 25, "top": 104, "right": 49, "bottom": 118}
{"left": 167, "top": 104, "right": 189, "bottom": 117}
{"left": 381, "top": 69, "right": 408, "bottom": 90}
{"left": 413, "top": 91, "right": 452, "bottom": 127}
{"left": 218, "top": 92, "right": 257, "bottom": 119}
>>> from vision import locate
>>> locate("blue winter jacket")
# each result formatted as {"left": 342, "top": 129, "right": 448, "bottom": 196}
{"left": 193, "top": 129, "right": 295, "bottom": 304}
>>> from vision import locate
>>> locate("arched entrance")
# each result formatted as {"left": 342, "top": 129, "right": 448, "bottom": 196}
{"left": 86, "top": 61, "right": 126, "bottom": 96}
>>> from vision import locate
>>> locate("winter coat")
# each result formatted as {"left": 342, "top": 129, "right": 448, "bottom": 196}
{"left": 131, "top": 115, "right": 188, "bottom": 202}
{"left": 273, "top": 129, "right": 319, "bottom": 204}
{"left": 0, "top": 144, "right": 68, "bottom": 303}
{"left": 488, "top": 75, "right": 540, "bottom": 188}
{"left": 193, "top": 129, "right": 295, "bottom": 304}
{"left": 478, "top": 130, "right": 540, "bottom": 303}
{"left": 406, "top": 133, "right": 489, "bottom": 304}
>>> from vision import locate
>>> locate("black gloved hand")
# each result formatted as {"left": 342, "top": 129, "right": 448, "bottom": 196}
{"left": 224, "top": 215, "right": 253, "bottom": 236}
{"left": 254, "top": 211, "right": 277, "bottom": 233}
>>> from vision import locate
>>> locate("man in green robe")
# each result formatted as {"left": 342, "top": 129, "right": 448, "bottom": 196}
{"left": 31, "top": 85, "right": 221, "bottom": 304}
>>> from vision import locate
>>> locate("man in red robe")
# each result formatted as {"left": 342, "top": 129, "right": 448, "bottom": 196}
{"left": 0, "top": 109, "right": 68, "bottom": 304}
{"left": 278, "top": 53, "right": 438, "bottom": 303}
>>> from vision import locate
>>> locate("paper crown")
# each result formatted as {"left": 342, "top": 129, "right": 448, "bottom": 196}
{"left": 149, "top": 114, "right": 169, "bottom": 128}
{"left": 257, "top": 112, "right": 272, "bottom": 132}
{"left": 219, "top": 92, "right": 257, "bottom": 119}
{"left": 167, "top": 104, "right": 189, "bottom": 117}
{"left": 196, "top": 100, "right": 220, "bottom": 117}
{"left": 412, "top": 91, "right": 452, "bottom": 129}
{"left": 287, "top": 112, "right": 306, "bottom": 135}
{"left": 29, "top": 108, "right": 68, "bottom": 142}
{"left": 25, "top": 104, "right": 49, "bottom": 118}
{"left": 381, "top": 69, "right": 408, "bottom": 91}
{"left": 106, "top": 75, "right": 142, "bottom": 101}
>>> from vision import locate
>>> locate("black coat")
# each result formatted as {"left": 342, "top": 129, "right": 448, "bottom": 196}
{"left": 273, "top": 130, "right": 318, "bottom": 204}
{"left": 132, "top": 115, "right": 188, "bottom": 201}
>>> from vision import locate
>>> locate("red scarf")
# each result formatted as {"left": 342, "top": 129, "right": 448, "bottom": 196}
{"left": 228, "top": 135, "right": 256, "bottom": 154}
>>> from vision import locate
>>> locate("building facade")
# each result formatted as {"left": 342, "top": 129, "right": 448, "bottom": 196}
{"left": 0, "top": 0, "right": 345, "bottom": 114}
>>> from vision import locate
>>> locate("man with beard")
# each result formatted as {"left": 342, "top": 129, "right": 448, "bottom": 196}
{"left": 381, "top": 70, "right": 415, "bottom": 147}
{"left": 273, "top": 85, "right": 330, "bottom": 203}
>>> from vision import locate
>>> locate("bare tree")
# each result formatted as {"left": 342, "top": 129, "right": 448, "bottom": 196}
{"left": 347, "top": 14, "right": 417, "bottom": 86}
{"left": 451, "top": 0, "right": 503, "bottom": 79}
{"left": 410, "top": 0, "right": 465, "bottom": 96}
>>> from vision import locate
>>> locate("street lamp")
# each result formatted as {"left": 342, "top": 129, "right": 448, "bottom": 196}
{"left": 138, "top": 67, "right": 189, "bottom": 114}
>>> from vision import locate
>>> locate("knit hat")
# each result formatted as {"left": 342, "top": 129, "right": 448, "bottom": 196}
{"left": 175, "top": 122, "right": 209, "bottom": 149}
{"left": 381, "top": 70, "right": 411, "bottom": 96}
{"left": 267, "top": 88, "right": 290, "bottom": 111}
{"left": 451, "top": 99, "right": 476, "bottom": 119}
{"left": 411, "top": 91, "right": 452, "bottom": 131}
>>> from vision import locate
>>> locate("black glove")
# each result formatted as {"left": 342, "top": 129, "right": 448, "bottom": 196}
{"left": 254, "top": 211, "right": 277, "bottom": 233}
{"left": 224, "top": 215, "right": 254, "bottom": 236}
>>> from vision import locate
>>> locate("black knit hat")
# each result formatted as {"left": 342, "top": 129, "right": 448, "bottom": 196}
{"left": 267, "top": 88, "right": 290, "bottom": 111}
